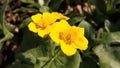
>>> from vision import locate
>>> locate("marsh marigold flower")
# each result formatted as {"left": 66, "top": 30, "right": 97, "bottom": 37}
{"left": 50, "top": 20, "right": 88, "bottom": 56}
{"left": 28, "top": 12, "right": 69, "bottom": 38}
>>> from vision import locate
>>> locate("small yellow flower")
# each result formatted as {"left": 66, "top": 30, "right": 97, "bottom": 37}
{"left": 28, "top": 12, "right": 69, "bottom": 38}
{"left": 50, "top": 20, "right": 88, "bottom": 56}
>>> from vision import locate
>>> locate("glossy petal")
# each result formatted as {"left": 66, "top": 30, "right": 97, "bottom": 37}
{"left": 28, "top": 22, "right": 37, "bottom": 33}
{"left": 54, "top": 20, "right": 71, "bottom": 31}
{"left": 51, "top": 12, "right": 69, "bottom": 20}
{"left": 72, "top": 26, "right": 84, "bottom": 36}
{"left": 50, "top": 20, "right": 71, "bottom": 44}
{"left": 60, "top": 41, "right": 77, "bottom": 56}
{"left": 31, "top": 13, "right": 42, "bottom": 23}
{"left": 43, "top": 12, "right": 55, "bottom": 23}
{"left": 74, "top": 37, "right": 88, "bottom": 50}
{"left": 38, "top": 28, "right": 49, "bottom": 38}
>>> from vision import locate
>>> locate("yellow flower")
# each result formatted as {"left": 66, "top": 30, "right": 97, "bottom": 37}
{"left": 50, "top": 20, "right": 88, "bottom": 56}
{"left": 28, "top": 12, "right": 69, "bottom": 38}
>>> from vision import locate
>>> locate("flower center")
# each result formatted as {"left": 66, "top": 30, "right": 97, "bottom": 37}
{"left": 35, "top": 24, "right": 46, "bottom": 30}
{"left": 59, "top": 32, "right": 72, "bottom": 44}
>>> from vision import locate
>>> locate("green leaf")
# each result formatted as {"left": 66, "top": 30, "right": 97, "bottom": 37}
{"left": 17, "top": 41, "right": 53, "bottom": 64}
{"left": 20, "top": 0, "right": 41, "bottom": 8}
{"left": 68, "top": 17, "right": 86, "bottom": 25}
{"left": 19, "top": 17, "right": 31, "bottom": 29}
{"left": 0, "top": 31, "right": 13, "bottom": 43}
{"left": 107, "top": 0, "right": 120, "bottom": 12}
{"left": 109, "top": 32, "right": 120, "bottom": 43}
{"left": 99, "top": 32, "right": 120, "bottom": 44}
{"left": 39, "top": 6, "right": 51, "bottom": 12}
{"left": 49, "top": 0, "right": 63, "bottom": 11}
{"left": 0, "top": 0, "right": 14, "bottom": 48}
{"left": 16, "top": 40, "right": 81, "bottom": 68}
{"left": 94, "top": 31, "right": 120, "bottom": 68}
{"left": 110, "top": 42, "right": 120, "bottom": 61}
{"left": 104, "top": 20, "right": 110, "bottom": 32}
{"left": 0, "top": 23, "right": 14, "bottom": 48}
{"left": 67, "top": 12, "right": 86, "bottom": 25}
{"left": 40, "top": 51, "right": 81, "bottom": 68}
{"left": 0, "top": 0, "right": 9, "bottom": 25}
{"left": 78, "top": 20, "right": 94, "bottom": 40}
{"left": 93, "top": 44, "right": 120, "bottom": 68}
{"left": 21, "top": 0, "right": 35, "bottom": 4}
{"left": 13, "top": 7, "right": 39, "bottom": 13}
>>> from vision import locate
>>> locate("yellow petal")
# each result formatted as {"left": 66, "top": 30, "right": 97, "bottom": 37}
{"left": 49, "top": 29, "right": 60, "bottom": 44}
{"left": 72, "top": 26, "right": 84, "bottom": 36}
{"left": 31, "top": 13, "right": 42, "bottom": 23}
{"left": 49, "top": 20, "right": 71, "bottom": 44}
{"left": 49, "top": 30, "right": 60, "bottom": 44}
{"left": 28, "top": 22, "right": 37, "bottom": 33}
{"left": 74, "top": 37, "right": 88, "bottom": 50}
{"left": 51, "top": 12, "right": 69, "bottom": 20}
{"left": 60, "top": 40, "right": 77, "bottom": 56}
{"left": 42, "top": 12, "right": 51, "bottom": 20}
{"left": 50, "top": 20, "right": 71, "bottom": 34}
{"left": 43, "top": 12, "right": 50, "bottom": 16}
{"left": 38, "top": 28, "right": 50, "bottom": 38}
{"left": 42, "top": 12, "right": 56, "bottom": 25}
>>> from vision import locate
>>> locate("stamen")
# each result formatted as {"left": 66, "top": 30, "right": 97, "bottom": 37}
{"left": 59, "top": 32, "right": 72, "bottom": 44}
{"left": 35, "top": 23, "right": 46, "bottom": 29}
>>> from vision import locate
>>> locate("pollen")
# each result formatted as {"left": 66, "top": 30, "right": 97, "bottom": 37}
{"left": 59, "top": 32, "right": 72, "bottom": 44}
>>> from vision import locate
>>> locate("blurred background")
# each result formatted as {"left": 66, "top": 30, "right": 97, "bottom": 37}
{"left": 0, "top": 0, "right": 120, "bottom": 68}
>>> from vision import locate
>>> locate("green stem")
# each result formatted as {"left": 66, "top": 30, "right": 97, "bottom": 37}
{"left": 41, "top": 47, "right": 61, "bottom": 68}
{"left": 49, "top": 39, "right": 55, "bottom": 56}
{"left": 50, "top": 39, "right": 53, "bottom": 56}
{"left": 48, "top": 35, "right": 59, "bottom": 56}
{"left": 0, "top": 0, "right": 9, "bottom": 28}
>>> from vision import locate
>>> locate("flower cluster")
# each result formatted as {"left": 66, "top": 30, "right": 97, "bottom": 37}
{"left": 28, "top": 12, "right": 88, "bottom": 56}
{"left": 28, "top": 12, "right": 69, "bottom": 38}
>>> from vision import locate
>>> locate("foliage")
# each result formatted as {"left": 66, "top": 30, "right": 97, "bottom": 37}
{"left": 0, "top": 0, "right": 120, "bottom": 68}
